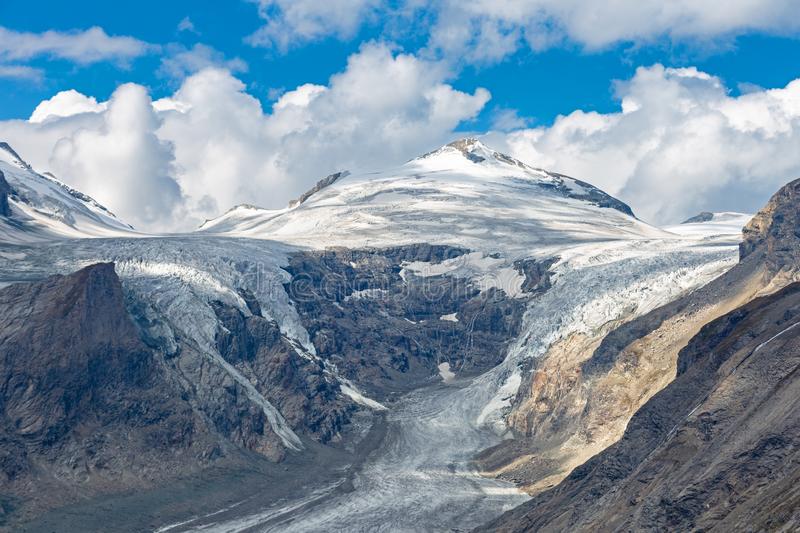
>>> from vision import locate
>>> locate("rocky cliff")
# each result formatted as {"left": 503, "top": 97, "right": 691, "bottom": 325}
{"left": 0, "top": 171, "right": 10, "bottom": 217}
{"left": 0, "top": 264, "right": 215, "bottom": 521}
{"left": 481, "top": 178, "right": 800, "bottom": 531}
{"left": 0, "top": 263, "right": 363, "bottom": 528}
{"left": 483, "top": 281, "right": 800, "bottom": 532}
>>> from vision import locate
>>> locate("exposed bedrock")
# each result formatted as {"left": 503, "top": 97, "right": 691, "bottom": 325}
{"left": 0, "top": 263, "right": 219, "bottom": 520}
{"left": 0, "top": 171, "right": 10, "bottom": 217}
{"left": 483, "top": 281, "right": 800, "bottom": 532}
{"left": 740, "top": 177, "right": 800, "bottom": 273}
{"left": 283, "top": 244, "right": 554, "bottom": 396}
{"left": 0, "top": 263, "right": 361, "bottom": 527}
{"left": 211, "top": 295, "right": 353, "bottom": 444}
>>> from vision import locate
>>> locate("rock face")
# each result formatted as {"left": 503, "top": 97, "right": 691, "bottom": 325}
{"left": 740, "top": 177, "right": 800, "bottom": 270}
{"left": 482, "top": 179, "right": 800, "bottom": 531}
{"left": 211, "top": 296, "right": 352, "bottom": 444}
{"left": 0, "top": 264, "right": 216, "bottom": 517}
{"left": 0, "top": 171, "right": 10, "bottom": 217}
{"left": 483, "top": 281, "right": 800, "bottom": 532}
{"left": 283, "top": 244, "right": 539, "bottom": 395}
{"left": 681, "top": 211, "right": 715, "bottom": 224}
{"left": 0, "top": 263, "right": 362, "bottom": 526}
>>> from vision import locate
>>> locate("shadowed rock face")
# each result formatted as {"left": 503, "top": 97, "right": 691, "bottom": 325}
{"left": 0, "top": 264, "right": 219, "bottom": 518}
{"left": 482, "top": 282, "right": 800, "bottom": 532}
{"left": 0, "top": 263, "right": 367, "bottom": 527}
{"left": 283, "top": 244, "right": 539, "bottom": 396}
{"left": 211, "top": 295, "right": 353, "bottom": 444}
{"left": 0, "top": 171, "right": 10, "bottom": 217}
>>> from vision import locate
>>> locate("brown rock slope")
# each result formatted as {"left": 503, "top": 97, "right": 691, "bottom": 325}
{"left": 0, "top": 263, "right": 214, "bottom": 519}
{"left": 483, "top": 280, "right": 800, "bottom": 532}
{"left": 481, "top": 178, "right": 800, "bottom": 531}
{"left": 477, "top": 180, "right": 800, "bottom": 496}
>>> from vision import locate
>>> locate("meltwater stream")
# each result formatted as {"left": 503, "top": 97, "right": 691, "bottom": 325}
{"left": 191, "top": 377, "right": 530, "bottom": 532}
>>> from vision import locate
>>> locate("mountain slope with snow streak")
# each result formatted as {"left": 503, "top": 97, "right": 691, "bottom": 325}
{"left": 0, "top": 142, "right": 135, "bottom": 243}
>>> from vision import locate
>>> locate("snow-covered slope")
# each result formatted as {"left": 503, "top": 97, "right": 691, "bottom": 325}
{"left": 198, "top": 138, "right": 671, "bottom": 256}
{"left": 0, "top": 142, "right": 135, "bottom": 243}
{"left": 666, "top": 211, "right": 752, "bottom": 238}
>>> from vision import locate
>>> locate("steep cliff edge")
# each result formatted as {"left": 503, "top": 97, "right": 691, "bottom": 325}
{"left": 0, "top": 264, "right": 214, "bottom": 522}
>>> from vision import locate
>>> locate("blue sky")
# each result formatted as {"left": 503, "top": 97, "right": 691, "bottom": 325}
{"left": 3, "top": 0, "right": 799, "bottom": 127}
{"left": 1, "top": 1, "right": 800, "bottom": 231}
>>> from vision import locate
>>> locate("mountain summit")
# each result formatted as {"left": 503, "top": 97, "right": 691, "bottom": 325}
{"left": 199, "top": 138, "right": 651, "bottom": 252}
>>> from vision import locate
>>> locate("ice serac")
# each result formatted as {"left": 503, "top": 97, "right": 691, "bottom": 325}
{"left": 0, "top": 141, "right": 135, "bottom": 243}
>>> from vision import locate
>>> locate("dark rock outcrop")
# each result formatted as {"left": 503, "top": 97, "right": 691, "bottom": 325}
{"left": 0, "top": 263, "right": 218, "bottom": 520}
{"left": 482, "top": 282, "right": 800, "bottom": 532}
{"left": 211, "top": 300, "right": 352, "bottom": 444}
{"left": 0, "top": 263, "right": 367, "bottom": 528}
{"left": 740, "top": 177, "right": 800, "bottom": 269}
{"left": 289, "top": 171, "right": 349, "bottom": 208}
{"left": 284, "top": 244, "right": 538, "bottom": 395}
{"left": 681, "top": 211, "right": 714, "bottom": 224}
{"left": 0, "top": 171, "right": 10, "bottom": 217}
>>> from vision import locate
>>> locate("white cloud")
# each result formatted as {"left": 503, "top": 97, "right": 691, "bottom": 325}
{"left": 0, "top": 26, "right": 155, "bottom": 65}
{"left": 47, "top": 84, "right": 184, "bottom": 229}
{"left": 245, "top": 1, "right": 800, "bottom": 62}
{"left": 158, "top": 43, "right": 248, "bottom": 81}
{"left": 246, "top": 0, "right": 380, "bottom": 51}
{"left": 29, "top": 90, "right": 107, "bottom": 123}
{"left": 491, "top": 64, "right": 800, "bottom": 223}
{"left": 422, "top": 1, "right": 800, "bottom": 62}
{"left": 0, "top": 64, "right": 43, "bottom": 81}
{"left": 156, "top": 42, "right": 489, "bottom": 222}
{"left": 490, "top": 107, "right": 531, "bottom": 131}
{"left": 1, "top": 43, "right": 489, "bottom": 232}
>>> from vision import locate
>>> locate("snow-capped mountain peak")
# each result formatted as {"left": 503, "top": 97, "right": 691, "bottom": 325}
{"left": 0, "top": 141, "right": 32, "bottom": 171}
{"left": 417, "top": 137, "right": 530, "bottom": 170}
{"left": 199, "top": 139, "right": 668, "bottom": 256}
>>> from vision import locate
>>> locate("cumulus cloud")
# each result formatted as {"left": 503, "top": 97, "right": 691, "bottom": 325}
{"left": 158, "top": 43, "right": 248, "bottom": 81}
{"left": 156, "top": 42, "right": 489, "bottom": 221}
{"left": 1, "top": 43, "right": 489, "bottom": 231}
{"left": 491, "top": 64, "right": 800, "bottom": 223}
{"left": 246, "top": 0, "right": 380, "bottom": 51}
{"left": 0, "top": 26, "right": 155, "bottom": 65}
{"left": 29, "top": 90, "right": 107, "bottom": 123}
{"left": 48, "top": 85, "right": 184, "bottom": 229}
